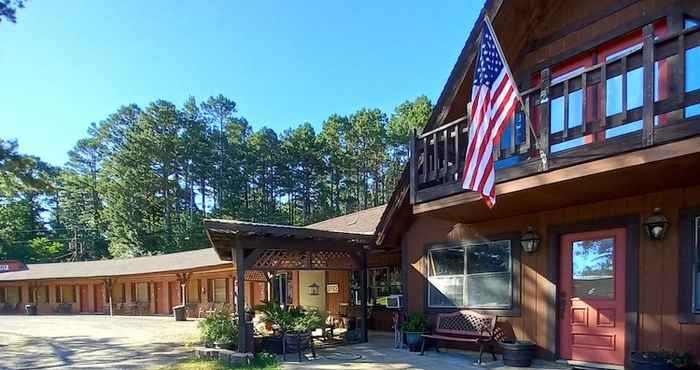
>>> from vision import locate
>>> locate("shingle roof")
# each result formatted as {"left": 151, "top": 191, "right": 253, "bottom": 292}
{"left": 0, "top": 248, "right": 229, "bottom": 282}
{"left": 306, "top": 205, "right": 386, "bottom": 235}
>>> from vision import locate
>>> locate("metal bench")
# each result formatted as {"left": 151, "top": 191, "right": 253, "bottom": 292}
{"left": 420, "top": 310, "right": 500, "bottom": 364}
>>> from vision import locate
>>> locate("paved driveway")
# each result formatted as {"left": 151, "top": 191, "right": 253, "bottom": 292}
{"left": 0, "top": 315, "right": 198, "bottom": 370}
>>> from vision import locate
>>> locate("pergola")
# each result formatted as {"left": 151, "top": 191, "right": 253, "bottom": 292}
{"left": 204, "top": 219, "right": 375, "bottom": 353}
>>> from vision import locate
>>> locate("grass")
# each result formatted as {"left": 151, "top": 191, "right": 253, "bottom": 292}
{"left": 152, "top": 357, "right": 280, "bottom": 370}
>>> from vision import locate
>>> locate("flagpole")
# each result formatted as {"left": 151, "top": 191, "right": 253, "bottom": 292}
{"left": 483, "top": 14, "right": 548, "bottom": 170}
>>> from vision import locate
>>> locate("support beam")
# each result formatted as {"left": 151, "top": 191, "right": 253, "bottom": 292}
{"left": 235, "top": 247, "right": 247, "bottom": 353}
{"left": 360, "top": 249, "right": 369, "bottom": 343}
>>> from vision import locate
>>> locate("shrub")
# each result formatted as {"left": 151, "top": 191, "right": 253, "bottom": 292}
{"left": 256, "top": 301, "right": 324, "bottom": 334}
{"left": 198, "top": 308, "right": 238, "bottom": 346}
{"left": 401, "top": 313, "right": 428, "bottom": 332}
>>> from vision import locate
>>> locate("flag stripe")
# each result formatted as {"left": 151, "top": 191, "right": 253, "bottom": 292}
{"left": 461, "top": 22, "right": 519, "bottom": 208}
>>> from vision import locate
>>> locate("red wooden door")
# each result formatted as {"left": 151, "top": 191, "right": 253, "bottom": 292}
{"left": 155, "top": 282, "right": 169, "bottom": 314}
{"left": 168, "top": 281, "right": 180, "bottom": 314}
{"left": 94, "top": 284, "right": 104, "bottom": 313}
{"left": 559, "top": 229, "right": 626, "bottom": 365}
{"left": 79, "top": 285, "right": 90, "bottom": 313}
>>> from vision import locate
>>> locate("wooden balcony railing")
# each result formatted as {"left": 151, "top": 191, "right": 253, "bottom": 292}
{"left": 410, "top": 22, "right": 700, "bottom": 204}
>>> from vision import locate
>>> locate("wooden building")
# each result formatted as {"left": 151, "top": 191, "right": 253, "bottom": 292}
{"left": 373, "top": 0, "right": 700, "bottom": 368}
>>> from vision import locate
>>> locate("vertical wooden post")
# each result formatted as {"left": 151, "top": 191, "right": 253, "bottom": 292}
{"left": 642, "top": 24, "right": 655, "bottom": 146}
{"left": 539, "top": 68, "right": 551, "bottom": 169}
{"left": 409, "top": 129, "right": 416, "bottom": 204}
{"left": 235, "top": 246, "right": 247, "bottom": 353}
{"left": 360, "top": 249, "right": 369, "bottom": 343}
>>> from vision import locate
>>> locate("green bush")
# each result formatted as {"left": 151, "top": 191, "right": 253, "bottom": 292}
{"left": 255, "top": 301, "right": 324, "bottom": 334}
{"left": 198, "top": 308, "right": 238, "bottom": 346}
{"left": 401, "top": 313, "right": 428, "bottom": 333}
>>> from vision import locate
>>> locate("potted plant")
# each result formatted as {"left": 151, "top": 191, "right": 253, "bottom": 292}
{"left": 256, "top": 301, "right": 293, "bottom": 354}
{"left": 198, "top": 308, "right": 239, "bottom": 350}
{"left": 500, "top": 340, "right": 535, "bottom": 367}
{"left": 283, "top": 307, "right": 321, "bottom": 361}
{"left": 631, "top": 351, "right": 690, "bottom": 370}
{"left": 401, "top": 313, "right": 428, "bottom": 352}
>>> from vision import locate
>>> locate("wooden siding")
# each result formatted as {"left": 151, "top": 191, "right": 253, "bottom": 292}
{"left": 404, "top": 184, "right": 700, "bottom": 360}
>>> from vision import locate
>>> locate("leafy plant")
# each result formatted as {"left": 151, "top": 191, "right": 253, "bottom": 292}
{"left": 198, "top": 308, "right": 238, "bottom": 346}
{"left": 255, "top": 301, "right": 324, "bottom": 334}
{"left": 401, "top": 312, "right": 428, "bottom": 333}
{"left": 638, "top": 351, "right": 690, "bottom": 368}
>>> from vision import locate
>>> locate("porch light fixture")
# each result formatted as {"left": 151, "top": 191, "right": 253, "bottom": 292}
{"left": 644, "top": 208, "right": 669, "bottom": 241}
{"left": 520, "top": 226, "right": 541, "bottom": 253}
{"left": 308, "top": 283, "right": 320, "bottom": 296}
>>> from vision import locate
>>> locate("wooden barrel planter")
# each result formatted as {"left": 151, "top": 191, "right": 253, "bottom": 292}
{"left": 283, "top": 332, "right": 315, "bottom": 361}
{"left": 259, "top": 335, "right": 283, "bottom": 354}
{"left": 500, "top": 340, "right": 535, "bottom": 367}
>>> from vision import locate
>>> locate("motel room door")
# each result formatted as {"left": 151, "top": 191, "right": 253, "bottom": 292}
{"left": 94, "top": 284, "right": 104, "bottom": 313}
{"left": 155, "top": 282, "right": 169, "bottom": 315}
{"left": 168, "top": 281, "right": 180, "bottom": 313}
{"left": 79, "top": 285, "right": 90, "bottom": 313}
{"left": 559, "top": 228, "right": 626, "bottom": 366}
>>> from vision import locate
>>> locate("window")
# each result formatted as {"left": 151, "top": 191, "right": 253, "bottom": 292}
{"left": 213, "top": 279, "right": 227, "bottom": 303}
{"left": 61, "top": 285, "right": 76, "bottom": 304}
{"left": 271, "top": 272, "right": 293, "bottom": 307}
{"left": 35, "top": 286, "right": 49, "bottom": 303}
{"left": 680, "top": 208, "right": 700, "bottom": 323}
{"left": 427, "top": 240, "right": 514, "bottom": 309}
{"left": 368, "top": 266, "right": 402, "bottom": 307}
{"left": 186, "top": 280, "right": 200, "bottom": 304}
{"left": 113, "top": 283, "right": 125, "bottom": 303}
{"left": 135, "top": 283, "right": 149, "bottom": 303}
{"left": 3, "top": 287, "right": 21, "bottom": 304}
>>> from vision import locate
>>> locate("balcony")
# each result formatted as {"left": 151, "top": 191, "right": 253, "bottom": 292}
{"left": 410, "top": 22, "right": 700, "bottom": 205}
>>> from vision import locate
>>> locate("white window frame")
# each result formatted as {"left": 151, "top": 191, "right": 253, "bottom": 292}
{"left": 427, "top": 240, "right": 513, "bottom": 309}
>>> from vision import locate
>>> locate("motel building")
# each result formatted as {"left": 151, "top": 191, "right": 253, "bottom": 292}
{"left": 4, "top": 0, "right": 700, "bottom": 368}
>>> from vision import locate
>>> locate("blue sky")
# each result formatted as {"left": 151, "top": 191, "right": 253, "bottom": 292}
{"left": 1, "top": 1, "right": 481, "bottom": 166}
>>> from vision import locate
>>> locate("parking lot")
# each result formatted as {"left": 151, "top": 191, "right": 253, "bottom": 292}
{"left": 0, "top": 315, "right": 198, "bottom": 370}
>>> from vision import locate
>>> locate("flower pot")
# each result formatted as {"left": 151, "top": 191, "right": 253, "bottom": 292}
{"left": 260, "top": 335, "right": 284, "bottom": 354}
{"left": 25, "top": 304, "right": 37, "bottom": 315}
{"left": 214, "top": 341, "right": 236, "bottom": 350}
{"left": 631, "top": 352, "right": 685, "bottom": 370}
{"left": 404, "top": 331, "right": 424, "bottom": 352}
{"left": 500, "top": 340, "right": 535, "bottom": 367}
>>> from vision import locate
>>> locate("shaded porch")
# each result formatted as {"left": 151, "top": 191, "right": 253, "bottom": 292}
{"left": 204, "top": 219, "right": 375, "bottom": 353}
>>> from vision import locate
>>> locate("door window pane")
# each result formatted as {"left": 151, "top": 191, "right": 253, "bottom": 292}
{"left": 572, "top": 238, "right": 614, "bottom": 299}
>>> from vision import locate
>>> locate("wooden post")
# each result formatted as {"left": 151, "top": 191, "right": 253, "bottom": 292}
{"left": 642, "top": 23, "right": 655, "bottom": 146}
{"left": 104, "top": 278, "right": 113, "bottom": 316}
{"left": 235, "top": 247, "right": 247, "bottom": 353}
{"left": 539, "top": 68, "right": 551, "bottom": 170}
{"left": 360, "top": 249, "right": 368, "bottom": 343}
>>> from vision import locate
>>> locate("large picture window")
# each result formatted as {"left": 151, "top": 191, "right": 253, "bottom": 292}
{"left": 679, "top": 208, "right": 700, "bottom": 323}
{"left": 427, "top": 240, "right": 513, "bottom": 309}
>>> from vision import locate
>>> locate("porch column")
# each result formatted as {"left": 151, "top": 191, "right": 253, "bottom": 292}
{"left": 104, "top": 278, "right": 113, "bottom": 316}
{"left": 360, "top": 248, "right": 368, "bottom": 343}
{"left": 234, "top": 247, "right": 247, "bottom": 352}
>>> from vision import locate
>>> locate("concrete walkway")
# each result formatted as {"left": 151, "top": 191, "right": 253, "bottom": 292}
{"left": 281, "top": 332, "right": 571, "bottom": 370}
{"left": 0, "top": 315, "right": 198, "bottom": 370}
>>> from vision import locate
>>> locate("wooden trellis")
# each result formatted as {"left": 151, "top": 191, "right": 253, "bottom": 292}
{"left": 249, "top": 249, "right": 360, "bottom": 271}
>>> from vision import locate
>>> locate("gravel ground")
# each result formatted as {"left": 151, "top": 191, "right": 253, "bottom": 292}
{"left": 0, "top": 315, "right": 199, "bottom": 370}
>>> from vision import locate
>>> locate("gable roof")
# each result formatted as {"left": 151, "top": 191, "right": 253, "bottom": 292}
{"left": 0, "top": 248, "right": 229, "bottom": 282}
{"left": 306, "top": 204, "right": 386, "bottom": 234}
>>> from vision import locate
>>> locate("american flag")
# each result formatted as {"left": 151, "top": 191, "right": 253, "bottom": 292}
{"left": 461, "top": 22, "right": 519, "bottom": 208}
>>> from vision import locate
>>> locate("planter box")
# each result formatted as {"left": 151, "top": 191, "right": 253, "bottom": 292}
{"left": 500, "top": 340, "right": 535, "bottom": 367}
